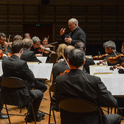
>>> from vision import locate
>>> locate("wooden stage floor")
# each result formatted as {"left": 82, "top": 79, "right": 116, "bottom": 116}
{"left": 0, "top": 80, "right": 124, "bottom": 124}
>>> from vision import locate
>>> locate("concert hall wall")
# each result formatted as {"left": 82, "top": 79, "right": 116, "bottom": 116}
{"left": 0, "top": 0, "right": 123, "bottom": 55}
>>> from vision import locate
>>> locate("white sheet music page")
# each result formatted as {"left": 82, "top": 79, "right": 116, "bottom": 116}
{"left": 90, "top": 65, "right": 113, "bottom": 75}
{"left": 0, "top": 61, "right": 3, "bottom": 75}
{"left": 95, "top": 74, "right": 124, "bottom": 96}
{"left": 37, "top": 57, "right": 47, "bottom": 63}
{"left": 27, "top": 63, "right": 53, "bottom": 80}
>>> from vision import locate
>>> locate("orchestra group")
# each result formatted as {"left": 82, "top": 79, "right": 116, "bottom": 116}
{"left": 0, "top": 18, "right": 123, "bottom": 124}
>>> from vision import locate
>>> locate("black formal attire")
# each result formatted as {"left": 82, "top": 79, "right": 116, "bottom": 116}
{"left": 21, "top": 48, "right": 47, "bottom": 93}
{"left": 30, "top": 46, "right": 50, "bottom": 63}
{"left": 84, "top": 58, "right": 95, "bottom": 73}
{"left": 21, "top": 48, "right": 41, "bottom": 63}
{"left": 1, "top": 55, "right": 43, "bottom": 118}
{"left": 104, "top": 51, "right": 121, "bottom": 66}
{"left": 55, "top": 69, "right": 121, "bottom": 124}
{"left": 52, "top": 60, "right": 69, "bottom": 84}
{"left": 61, "top": 27, "right": 86, "bottom": 46}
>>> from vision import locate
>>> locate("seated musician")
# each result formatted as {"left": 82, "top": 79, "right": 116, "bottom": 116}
{"left": 30, "top": 36, "right": 43, "bottom": 57}
{"left": 24, "top": 33, "right": 31, "bottom": 39}
{"left": 52, "top": 45, "right": 74, "bottom": 84}
{"left": 21, "top": 38, "right": 47, "bottom": 93}
{"left": 1, "top": 40, "right": 45, "bottom": 122}
{"left": 56, "top": 43, "right": 67, "bottom": 62}
{"left": 13, "top": 34, "right": 23, "bottom": 41}
{"left": 42, "top": 37, "right": 48, "bottom": 46}
{"left": 103, "top": 40, "right": 121, "bottom": 66}
{"left": 55, "top": 48, "right": 121, "bottom": 124}
{"left": 0, "top": 33, "right": 12, "bottom": 56}
{"left": 75, "top": 41, "right": 95, "bottom": 73}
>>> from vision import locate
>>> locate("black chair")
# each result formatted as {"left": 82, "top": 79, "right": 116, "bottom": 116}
{"left": 48, "top": 83, "right": 58, "bottom": 124}
{"left": 59, "top": 98, "right": 103, "bottom": 124}
{"left": 1, "top": 77, "right": 37, "bottom": 124}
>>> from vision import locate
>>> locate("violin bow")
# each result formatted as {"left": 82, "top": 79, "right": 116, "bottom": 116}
{"left": 60, "top": 52, "right": 70, "bottom": 68}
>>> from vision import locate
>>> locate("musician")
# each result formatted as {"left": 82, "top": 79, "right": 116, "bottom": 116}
{"left": 0, "top": 33, "right": 12, "bottom": 55}
{"left": 56, "top": 43, "right": 67, "bottom": 62}
{"left": 21, "top": 38, "right": 47, "bottom": 93}
{"left": 21, "top": 38, "right": 41, "bottom": 63}
{"left": 55, "top": 49, "right": 121, "bottom": 124}
{"left": 75, "top": 41, "right": 95, "bottom": 73}
{"left": 1, "top": 40, "right": 45, "bottom": 122}
{"left": 30, "top": 36, "right": 43, "bottom": 57}
{"left": 42, "top": 37, "right": 48, "bottom": 46}
{"left": 13, "top": 34, "right": 23, "bottom": 41}
{"left": 24, "top": 33, "right": 31, "bottom": 39}
{"left": 52, "top": 45, "right": 74, "bottom": 84}
{"left": 60, "top": 18, "right": 86, "bottom": 46}
{"left": 103, "top": 40, "right": 121, "bottom": 66}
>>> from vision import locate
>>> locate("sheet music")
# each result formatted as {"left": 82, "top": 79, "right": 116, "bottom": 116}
{"left": 37, "top": 57, "right": 47, "bottom": 63}
{"left": 27, "top": 63, "right": 53, "bottom": 80}
{"left": 90, "top": 65, "right": 113, "bottom": 75}
{"left": 95, "top": 74, "right": 124, "bottom": 96}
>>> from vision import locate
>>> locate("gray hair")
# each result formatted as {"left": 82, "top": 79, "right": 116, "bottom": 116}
{"left": 68, "top": 18, "right": 78, "bottom": 26}
{"left": 22, "top": 38, "right": 33, "bottom": 49}
{"left": 32, "top": 36, "right": 41, "bottom": 44}
{"left": 103, "top": 40, "right": 116, "bottom": 50}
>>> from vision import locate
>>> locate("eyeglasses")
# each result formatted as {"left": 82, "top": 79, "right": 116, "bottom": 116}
{"left": 0, "top": 39, "right": 6, "bottom": 41}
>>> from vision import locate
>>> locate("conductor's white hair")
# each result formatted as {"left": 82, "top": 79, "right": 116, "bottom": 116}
{"left": 68, "top": 18, "right": 78, "bottom": 26}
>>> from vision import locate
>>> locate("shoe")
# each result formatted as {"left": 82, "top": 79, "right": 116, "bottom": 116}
{"left": 0, "top": 113, "right": 9, "bottom": 119}
{"left": 36, "top": 112, "right": 45, "bottom": 122}
{"left": 25, "top": 112, "right": 45, "bottom": 122}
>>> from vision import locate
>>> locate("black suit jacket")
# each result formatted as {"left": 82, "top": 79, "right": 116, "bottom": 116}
{"left": 1, "top": 55, "right": 35, "bottom": 106}
{"left": 55, "top": 69, "right": 117, "bottom": 124}
{"left": 52, "top": 61, "right": 69, "bottom": 84}
{"left": 61, "top": 27, "right": 86, "bottom": 46}
{"left": 21, "top": 48, "right": 41, "bottom": 63}
{"left": 84, "top": 58, "right": 95, "bottom": 73}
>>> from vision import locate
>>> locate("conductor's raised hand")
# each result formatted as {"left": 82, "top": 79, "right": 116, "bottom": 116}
{"left": 60, "top": 28, "right": 66, "bottom": 36}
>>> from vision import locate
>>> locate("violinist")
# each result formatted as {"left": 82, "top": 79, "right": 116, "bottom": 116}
{"left": 52, "top": 45, "right": 74, "bottom": 111}
{"left": 24, "top": 33, "right": 31, "bottom": 39}
{"left": 56, "top": 43, "right": 67, "bottom": 62}
{"left": 0, "top": 33, "right": 12, "bottom": 57}
{"left": 102, "top": 40, "right": 121, "bottom": 66}
{"left": 55, "top": 49, "right": 121, "bottom": 124}
{"left": 52, "top": 45, "right": 74, "bottom": 84}
{"left": 13, "top": 34, "right": 23, "bottom": 41}
{"left": 21, "top": 38, "right": 47, "bottom": 93}
{"left": 75, "top": 41, "right": 95, "bottom": 73}
{"left": 117, "top": 42, "right": 124, "bottom": 65}
{"left": 30, "top": 36, "right": 43, "bottom": 57}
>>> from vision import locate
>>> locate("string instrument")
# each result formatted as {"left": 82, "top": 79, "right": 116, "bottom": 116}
{"left": 60, "top": 69, "right": 70, "bottom": 75}
{"left": 109, "top": 61, "right": 124, "bottom": 70}
{"left": 38, "top": 45, "right": 53, "bottom": 54}
{"left": 59, "top": 52, "right": 70, "bottom": 75}
{"left": 93, "top": 54, "right": 108, "bottom": 60}
{"left": 43, "top": 41, "right": 57, "bottom": 51}
{"left": 107, "top": 54, "right": 124, "bottom": 64}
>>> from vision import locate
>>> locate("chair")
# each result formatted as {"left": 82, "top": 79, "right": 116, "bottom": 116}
{"left": 59, "top": 98, "right": 103, "bottom": 124}
{"left": 48, "top": 83, "right": 58, "bottom": 124}
{"left": 1, "top": 77, "right": 37, "bottom": 124}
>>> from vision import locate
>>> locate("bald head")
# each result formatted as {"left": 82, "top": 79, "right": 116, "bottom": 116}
{"left": 64, "top": 45, "right": 75, "bottom": 59}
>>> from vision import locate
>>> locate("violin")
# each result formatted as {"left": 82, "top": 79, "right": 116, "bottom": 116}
{"left": 38, "top": 45, "right": 53, "bottom": 54}
{"left": 107, "top": 54, "right": 124, "bottom": 64}
{"left": 110, "top": 62, "right": 124, "bottom": 70}
{"left": 60, "top": 69, "right": 70, "bottom": 75}
{"left": 93, "top": 54, "right": 108, "bottom": 60}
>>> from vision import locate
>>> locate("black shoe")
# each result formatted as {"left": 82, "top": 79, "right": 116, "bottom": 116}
{"left": 25, "top": 112, "right": 45, "bottom": 122}
{"left": 36, "top": 112, "right": 45, "bottom": 122}
{"left": 0, "top": 113, "right": 9, "bottom": 119}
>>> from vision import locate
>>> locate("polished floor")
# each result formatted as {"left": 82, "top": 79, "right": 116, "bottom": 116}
{"left": 0, "top": 80, "right": 124, "bottom": 124}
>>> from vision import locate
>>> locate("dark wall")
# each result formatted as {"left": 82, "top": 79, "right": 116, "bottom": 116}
{"left": 0, "top": 0, "right": 124, "bottom": 55}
